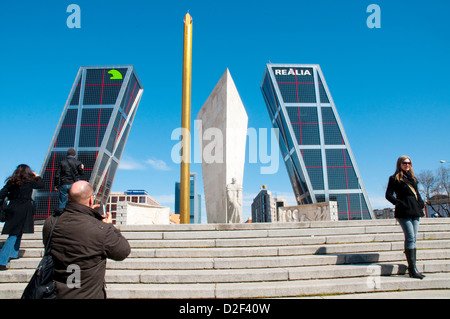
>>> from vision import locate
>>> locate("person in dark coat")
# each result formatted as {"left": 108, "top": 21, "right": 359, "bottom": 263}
{"left": 0, "top": 164, "right": 44, "bottom": 270}
{"left": 54, "top": 148, "right": 84, "bottom": 209}
{"left": 43, "top": 180, "right": 130, "bottom": 299}
{"left": 385, "top": 155, "right": 425, "bottom": 279}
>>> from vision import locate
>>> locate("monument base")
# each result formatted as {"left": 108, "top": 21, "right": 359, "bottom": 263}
{"left": 278, "top": 201, "right": 338, "bottom": 222}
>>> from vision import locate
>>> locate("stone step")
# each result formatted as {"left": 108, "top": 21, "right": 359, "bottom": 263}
{"left": 7, "top": 247, "right": 450, "bottom": 271}
{"left": 126, "top": 231, "right": 450, "bottom": 248}
{"left": 0, "top": 264, "right": 399, "bottom": 284}
{"left": 1, "top": 271, "right": 449, "bottom": 299}
{"left": 6, "top": 225, "right": 450, "bottom": 249}
{"left": 131, "top": 240, "right": 450, "bottom": 258}
{"left": 211, "top": 273, "right": 450, "bottom": 299}
{"left": 113, "top": 218, "right": 450, "bottom": 230}
{"left": 2, "top": 259, "right": 449, "bottom": 285}
{"left": 91, "top": 273, "right": 450, "bottom": 298}
{"left": 8, "top": 218, "right": 449, "bottom": 239}
{"left": 118, "top": 223, "right": 450, "bottom": 240}
{"left": 105, "top": 261, "right": 450, "bottom": 284}
{"left": 12, "top": 238, "right": 450, "bottom": 261}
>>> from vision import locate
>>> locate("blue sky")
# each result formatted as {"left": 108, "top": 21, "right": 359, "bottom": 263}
{"left": 1, "top": 0, "right": 449, "bottom": 222}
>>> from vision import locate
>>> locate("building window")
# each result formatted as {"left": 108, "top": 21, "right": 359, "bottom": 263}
{"left": 287, "top": 107, "right": 320, "bottom": 145}
{"left": 326, "top": 149, "right": 359, "bottom": 190}
{"left": 322, "top": 107, "right": 344, "bottom": 145}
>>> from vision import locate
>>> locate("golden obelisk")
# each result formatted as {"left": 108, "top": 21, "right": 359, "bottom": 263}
{"left": 180, "top": 13, "right": 193, "bottom": 224}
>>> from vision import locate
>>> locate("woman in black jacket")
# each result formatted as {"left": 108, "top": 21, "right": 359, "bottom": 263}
{"left": 385, "top": 155, "right": 425, "bottom": 279}
{"left": 0, "top": 164, "right": 44, "bottom": 270}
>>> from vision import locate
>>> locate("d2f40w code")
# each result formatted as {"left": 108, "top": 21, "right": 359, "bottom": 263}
{"left": 223, "top": 303, "right": 270, "bottom": 314}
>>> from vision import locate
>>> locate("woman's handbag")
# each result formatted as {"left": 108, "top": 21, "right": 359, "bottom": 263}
{"left": 0, "top": 203, "right": 6, "bottom": 223}
{"left": 21, "top": 216, "right": 59, "bottom": 299}
{"left": 0, "top": 198, "right": 8, "bottom": 222}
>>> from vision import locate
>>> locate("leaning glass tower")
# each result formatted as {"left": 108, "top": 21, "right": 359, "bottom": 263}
{"left": 261, "top": 64, "right": 373, "bottom": 220}
{"left": 34, "top": 65, "right": 143, "bottom": 219}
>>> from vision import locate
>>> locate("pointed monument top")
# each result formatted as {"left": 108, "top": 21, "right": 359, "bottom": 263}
{"left": 184, "top": 12, "right": 192, "bottom": 24}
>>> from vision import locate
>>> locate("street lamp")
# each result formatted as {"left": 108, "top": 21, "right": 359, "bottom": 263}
{"left": 440, "top": 160, "right": 449, "bottom": 164}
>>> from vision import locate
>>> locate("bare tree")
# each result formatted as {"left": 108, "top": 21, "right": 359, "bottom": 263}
{"left": 437, "top": 166, "right": 450, "bottom": 195}
{"left": 417, "top": 166, "right": 450, "bottom": 217}
{"left": 417, "top": 170, "right": 437, "bottom": 198}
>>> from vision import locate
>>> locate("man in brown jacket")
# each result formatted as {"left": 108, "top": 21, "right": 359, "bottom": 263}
{"left": 43, "top": 181, "right": 130, "bottom": 299}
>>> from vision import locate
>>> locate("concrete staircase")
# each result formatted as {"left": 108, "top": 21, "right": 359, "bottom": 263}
{"left": 0, "top": 218, "right": 449, "bottom": 298}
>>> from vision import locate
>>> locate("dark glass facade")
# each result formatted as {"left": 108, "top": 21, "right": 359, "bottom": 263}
{"left": 261, "top": 64, "right": 373, "bottom": 220}
{"left": 34, "top": 66, "right": 143, "bottom": 219}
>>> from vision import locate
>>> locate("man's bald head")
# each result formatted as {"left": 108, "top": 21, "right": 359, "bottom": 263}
{"left": 69, "top": 181, "right": 94, "bottom": 206}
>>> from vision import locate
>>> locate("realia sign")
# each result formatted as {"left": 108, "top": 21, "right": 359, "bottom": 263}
{"left": 274, "top": 68, "right": 312, "bottom": 76}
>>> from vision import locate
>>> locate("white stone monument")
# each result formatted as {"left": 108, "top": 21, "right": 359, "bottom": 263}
{"left": 115, "top": 202, "right": 170, "bottom": 225}
{"left": 278, "top": 201, "right": 338, "bottom": 222}
{"left": 197, "top": 69, "right": 248, "bottom": 223}
{"left": 226, "top": 177, "right": 243, "bottom": 223}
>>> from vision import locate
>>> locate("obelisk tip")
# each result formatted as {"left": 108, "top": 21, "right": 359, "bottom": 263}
{"left": 184, "top": 12, "right": 192, "bottom": 24}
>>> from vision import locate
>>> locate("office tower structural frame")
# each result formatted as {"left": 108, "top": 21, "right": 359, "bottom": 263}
{"left": 35, "top": 65, "right": 143, "bottom": 219}
{"left": 261, "top": 64, "right": 373, "bottom": 220}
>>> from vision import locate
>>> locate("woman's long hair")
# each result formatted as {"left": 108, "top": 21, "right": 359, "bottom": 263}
{"left": 5, "top": 164, "right": 36, "bottom": 186}
{"left": 394, "top": 155, "right": 417, "bottom": 182}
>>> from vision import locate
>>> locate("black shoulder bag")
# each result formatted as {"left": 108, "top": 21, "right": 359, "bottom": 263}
{"left": 21, "top": 216, "right": 59, "bottom": 299}
{"left": 0, "top": 184, "right": 11, "bottom": 223}
{"left": 0, "top": 198, "right": 8, "bottom": 223}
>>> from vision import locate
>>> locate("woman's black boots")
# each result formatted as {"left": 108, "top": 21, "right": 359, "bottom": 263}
{"left": 405, "top": 248, "right": 425, "bottom": 279}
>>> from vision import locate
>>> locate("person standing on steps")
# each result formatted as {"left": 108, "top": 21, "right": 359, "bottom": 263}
{"left": 43, "top": 180, "right": 130, "bottom": 298}
{"left": 54, "top": 148, "right": 84, "bottom": 209}
{"left": 385, "top": 155, "right": 426, "bottom": 279}
{"left": 0, "top": 164, "right": 44, "bottom": 270}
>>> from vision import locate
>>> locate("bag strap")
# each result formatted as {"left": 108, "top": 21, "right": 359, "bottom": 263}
{"left": 404, "top": 181, "right": 418, "bottom": 201}
{"left": 44, "top": 216, "right": 59, "bottom": 256}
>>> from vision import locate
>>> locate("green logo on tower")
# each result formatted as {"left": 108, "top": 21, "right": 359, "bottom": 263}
{"left": 108, "top": 69, "right": 123, "bottom": 80}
